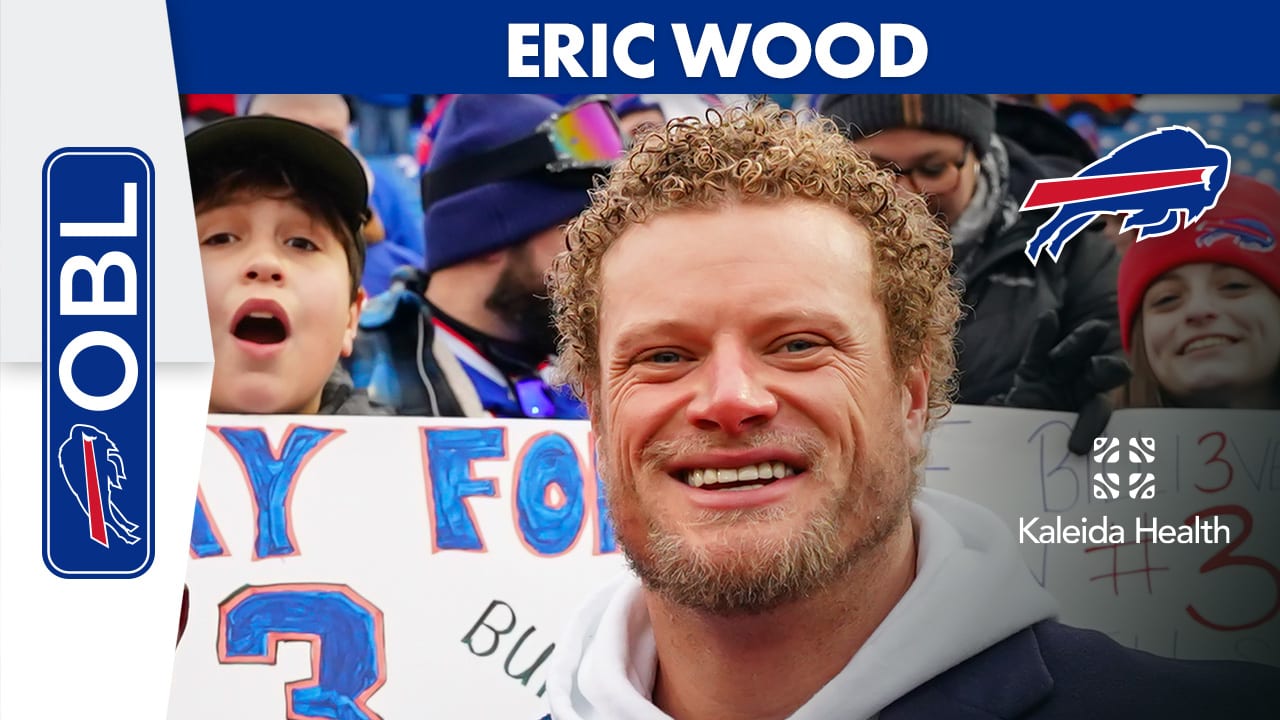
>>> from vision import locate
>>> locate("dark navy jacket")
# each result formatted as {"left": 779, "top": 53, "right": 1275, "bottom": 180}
{"left": 880, "top": 621, "right": 1276, "bottom": 719}
{"left": 538, "top": 620, "right": 1278, "bottom": 719}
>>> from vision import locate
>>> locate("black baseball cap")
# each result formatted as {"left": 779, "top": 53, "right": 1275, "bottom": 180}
{"left": 185, "top": 114, "right": 371, "bottom": 241}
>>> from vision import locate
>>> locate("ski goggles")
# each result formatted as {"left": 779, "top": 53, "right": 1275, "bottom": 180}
{"left": 538, "top": 95, "right": 629, "bottom": 172}
{"left": 422, "top": 95, "right": 628, "bottom": 208}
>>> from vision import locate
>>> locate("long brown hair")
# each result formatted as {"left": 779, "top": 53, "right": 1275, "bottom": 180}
{"left": 1115, "top": 314, "right": 1166, "bottom": 408}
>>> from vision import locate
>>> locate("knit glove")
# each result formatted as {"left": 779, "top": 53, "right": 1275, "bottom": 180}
{"left": 991, "top": 310, "right": 1132, "bottom": 455}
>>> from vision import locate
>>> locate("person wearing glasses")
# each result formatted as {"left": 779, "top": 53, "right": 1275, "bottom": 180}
{"left": 346, "top": 94, "right": 627, "bottom": 418}
{"left": 820, "top": 95, "right": 1127, "bottom": 452}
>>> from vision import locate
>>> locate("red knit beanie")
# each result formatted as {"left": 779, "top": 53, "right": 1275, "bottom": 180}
{"left": 1117, "top": 174, "right": 1280, "bottom": 352}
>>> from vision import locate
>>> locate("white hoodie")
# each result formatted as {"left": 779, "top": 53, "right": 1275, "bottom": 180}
{"left": 545, "top": 487, "right": 1059, "bottom": 720}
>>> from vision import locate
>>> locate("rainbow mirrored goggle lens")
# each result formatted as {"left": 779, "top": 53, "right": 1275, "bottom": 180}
{"left": 539, "top": 97, "right": 628, "bottom": 172}
{"left": 420, "top": 96, "right": 629, "bottom": 208}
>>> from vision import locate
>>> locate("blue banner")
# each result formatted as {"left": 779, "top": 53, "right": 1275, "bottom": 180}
{"left": 43, "top": 150, "right": 155, "bottom": 578}
{"left": 166, "top": 2, "right": 1280, "bottom": 92}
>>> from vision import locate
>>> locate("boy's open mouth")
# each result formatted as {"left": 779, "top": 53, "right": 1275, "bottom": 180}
{"left": 232, "top": 300, "right": 291, "bottom": 345}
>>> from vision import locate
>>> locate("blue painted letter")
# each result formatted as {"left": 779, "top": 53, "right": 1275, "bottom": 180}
{"left": 216, "top": 426, "right": 337, "bottom": 558}
{"left": 425, "top": 427, "right": 504, "bottom": 551}
{"left": 190, "top": 494, "right": 225, "bottom": 557}
{"left": 515, "top": 432, "right": 585, "bottom": 555}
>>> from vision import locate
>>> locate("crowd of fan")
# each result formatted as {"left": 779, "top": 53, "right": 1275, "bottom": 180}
{"left": 180, "top": 93, "right": 1280, "bottom": 433}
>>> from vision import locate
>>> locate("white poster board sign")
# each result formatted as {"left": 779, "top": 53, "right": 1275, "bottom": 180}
{"left": 169, "top": 407, "right": 1280, "bottom": 719}
{"left": 171, "top": 415, "right": 626, "bottom": 720}
{"left": 925, "top": 406, "right": 1280, "bottom": 666}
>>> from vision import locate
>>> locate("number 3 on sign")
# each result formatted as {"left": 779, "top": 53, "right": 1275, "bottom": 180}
{"left": 218, "top": 583, "right": 387, "bottom": 719}
{"left": 1186, "top": 505, "right": 1280, "bottom": 632}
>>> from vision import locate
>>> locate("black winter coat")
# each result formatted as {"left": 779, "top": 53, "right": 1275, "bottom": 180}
{"left": 952, "top": 136, "right": 1122, "bottom": 406}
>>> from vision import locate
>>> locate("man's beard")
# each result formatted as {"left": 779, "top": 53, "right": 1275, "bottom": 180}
{"left": 600, "top": 425, "right": 918, "bottom": 616}
{"left": 484, "top": 249, "right": 557, "bottom": 356}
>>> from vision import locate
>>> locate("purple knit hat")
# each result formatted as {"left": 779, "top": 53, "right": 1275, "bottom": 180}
{"left": 422, "top": 94, "right": 596, "bottom": 273}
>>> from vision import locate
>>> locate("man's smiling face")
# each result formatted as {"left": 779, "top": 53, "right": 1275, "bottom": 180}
{"left": 590, "top": 199, "right": 928, "bottom": 613}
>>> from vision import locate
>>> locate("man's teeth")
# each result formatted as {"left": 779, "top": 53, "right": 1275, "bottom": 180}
{"left": 248, "top": 311, "right": 277, "bottom": 319}
{"left": 1184, "top": 336, "right": 1232, "bottom": 353}
{"left": 685, "top": 462, "right": 795, "bottom": 488}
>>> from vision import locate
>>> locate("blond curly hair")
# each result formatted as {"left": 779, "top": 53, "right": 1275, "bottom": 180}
{"left": 548, "top": 102, "right": 961, "bottom": 425}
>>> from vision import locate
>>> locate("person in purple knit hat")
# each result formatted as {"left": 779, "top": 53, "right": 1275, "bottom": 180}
{"left": 346, "top": 94, "right": 627, "bottom": 418}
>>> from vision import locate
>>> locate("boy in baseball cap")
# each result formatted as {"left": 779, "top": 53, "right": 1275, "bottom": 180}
{"left": 186, "top": 114, "right": 387, "bottom": 415}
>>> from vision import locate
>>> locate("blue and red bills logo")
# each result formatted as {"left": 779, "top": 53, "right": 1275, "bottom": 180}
{"left": 43, "top": 149, "right": 154, "bottom": 578}
{"left": 1195, "top": 217, "right": 1276, "bottom": 252}
{"left": 1021, "top": 125, "right": 1231, "bottom": 264}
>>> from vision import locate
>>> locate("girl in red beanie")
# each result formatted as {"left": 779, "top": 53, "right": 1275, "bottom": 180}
{"left": 1116, "top": 174, "right": 1280, "bottom": 408}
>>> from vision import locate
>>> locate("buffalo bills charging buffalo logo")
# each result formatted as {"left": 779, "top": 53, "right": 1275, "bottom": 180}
{"left": 1195, "top": 217, "right": 1276, "bottom": 252}
{"left": 57, "top": 424, "right": 141, "bottom": 548}
{"left": 1022, "top": 126, "right": 1232, "bottom": 264}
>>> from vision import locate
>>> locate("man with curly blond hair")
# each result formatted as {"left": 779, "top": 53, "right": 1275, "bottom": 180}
{"left": 537, "top": 104, "right": 1276, "bottom": 720}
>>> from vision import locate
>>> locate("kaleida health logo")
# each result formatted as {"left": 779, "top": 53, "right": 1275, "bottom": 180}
{"left": 1092, "top": 436, "right": 1156, "bottom": 501}
{"left": 1019, "top": 436, "right": 1231, "bottom": 546}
